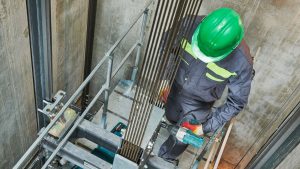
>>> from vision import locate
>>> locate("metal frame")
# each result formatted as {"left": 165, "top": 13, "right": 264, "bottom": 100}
{"left": 40, "top": 118, "right": 174, "bottom": 169}
{"left": 14, "top": 5, "right": 150, "bottom": 168}
{"left": 42, "top": 138, "right": 112, "bottom": 169}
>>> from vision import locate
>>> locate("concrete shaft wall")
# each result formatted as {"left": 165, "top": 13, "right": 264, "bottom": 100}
{"left": 0, "top": 1, "right": 36, "bottom": 168}
{"left": 89, "top": 0, "right": 153, "bottom": 101}
{"left": 51, "top": 0, "right": 88, "bottom": 99}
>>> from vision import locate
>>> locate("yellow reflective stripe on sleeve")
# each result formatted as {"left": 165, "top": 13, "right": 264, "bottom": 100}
{"left": 206, "top": 62, "right": 237, "bottom": 78}
{"left": 180, "top": 38, "right": 237, "bottom": 79}
{"left": 181, "top": 38, "right": 198, "bottom": 59}
{"left": 206, "top": 73, "right": 224, "bottom": 82}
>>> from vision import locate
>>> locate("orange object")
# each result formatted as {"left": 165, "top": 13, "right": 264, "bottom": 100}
{"left": 181, "top": 121, "right": 203, "bottom": 136}
{"left": 160, "top": 87, "right": 170, "bottom": 103}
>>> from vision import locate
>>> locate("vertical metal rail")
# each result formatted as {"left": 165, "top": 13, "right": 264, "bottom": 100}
{"left": 120, "top": 0, "right": 162, "bottom": 158}
{"left": 101, "top": 56, "right": 114, "bottom": 129}
{"left": 157, "top": 0, "right": 203, "bottom": 108}
{"left": 155, "top": 0, "right": 203, "bottom": 108}
{"left": 82, "top": 0, "right": 98, "bottom": 110}
{"left": 121, "top": 0, "right": 169, "bottom": 161}
{"left": 26, "top": 0, "right": 53, "bottom": 130}
{"left": 137, "top": 0, "right": 202, "bottom": 146}
{"left": 134, "top": 0, "right": 188, "bottom": 147}
{"left": 131, "top": 9, "right": 149, "bottom": 84}
{"left": 120, "top": 0, "right": 204, "bottom": 163}
{"left": 135, "top": 0, "right": 188, "bottom": 146}
{"left": 41, "top": 86, "right": 105, "bottom": 169}
{"left": 121, "top": 0, "right": 164, "bottom": 160}
{"left": 128, "top": 0, "right": 169, "bottom": 148}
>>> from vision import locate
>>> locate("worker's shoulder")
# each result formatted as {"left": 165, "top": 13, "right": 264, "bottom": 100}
{"left": 235, "top": 39, "right": 253, "bottom": 66}
{"left": 222, "top": 40, "right": 253, "bottom": 74}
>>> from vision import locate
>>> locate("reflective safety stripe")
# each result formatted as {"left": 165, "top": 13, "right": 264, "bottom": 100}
{"left": 206, "top": 62, "right": 237, "bottom": 78}
{"left": 180, "top": 38, "right": 237, "bottom": 80}
{"left": 181, "top": 38, "right": 198, "bottom": 59}
{"left": 206, "top": 73, "right": 224, "bottom": 82}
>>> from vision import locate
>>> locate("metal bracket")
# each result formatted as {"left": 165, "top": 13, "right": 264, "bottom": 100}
{"left": 39, "top": 90, "right": 66, "bottom": 118}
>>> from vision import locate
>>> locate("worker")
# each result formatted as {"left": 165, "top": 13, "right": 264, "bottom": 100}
{"left": 158, "top": 7, "right": 254, "bottom": 164}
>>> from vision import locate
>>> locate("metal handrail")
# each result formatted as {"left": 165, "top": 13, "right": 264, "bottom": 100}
{"left": 14, "top": 4, "right": 150, "bottom": 168}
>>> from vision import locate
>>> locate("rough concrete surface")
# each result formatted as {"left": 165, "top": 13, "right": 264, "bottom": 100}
{"left": 51, "top": 0, "right": 88, "bottom": 99}
{"left": 0, "top": 1, "right": 36, "bottom": 168}
{"left": 89, "top": 0, "right": 154, "bottom": 100}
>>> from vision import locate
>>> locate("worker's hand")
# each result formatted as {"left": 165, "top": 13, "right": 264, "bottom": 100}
{"left": 158, "top": 80, "right": 170, "bottom": 104}
{"left": 181, "top": 120, "right": 204, "bottom": 136}
{"left": 159, "top": 87, "right": 170, "bottom": 103}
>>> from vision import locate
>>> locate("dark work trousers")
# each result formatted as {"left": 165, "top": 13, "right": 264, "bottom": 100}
{"left": 158, "top": 84, "right": 213, "bottom": 160}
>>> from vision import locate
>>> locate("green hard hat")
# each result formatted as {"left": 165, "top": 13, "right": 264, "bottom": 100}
{"left": 191, "top": 7, "right": 244, "bottom": 63}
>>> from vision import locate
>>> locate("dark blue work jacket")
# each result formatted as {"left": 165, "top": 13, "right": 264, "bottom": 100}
{"left": 164, "top": 16, "right": 254, "bottom": 133}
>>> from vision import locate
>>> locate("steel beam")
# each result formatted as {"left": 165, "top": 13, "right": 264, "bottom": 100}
{"left": 76, "top": 119, "right": 121, "bottom": 152}
{"left": 26, "top": 0, "right": 53, "bottom": 129}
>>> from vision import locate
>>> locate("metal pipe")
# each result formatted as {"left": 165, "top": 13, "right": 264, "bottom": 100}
{"left": 213, "top": 120, "right": 234, "bottom": 169}
{"left": 133, "top": 0, "right": 179, "bottom": 146}
{"left": 13, "top": 54, "right": 109, "bottom": 169}
{"left": 122, "top": 0, "right": 167, "bottom": 158}
{"left": 159, "top": 0, "right": 203, "bottom": 108}
{"left": 131, "top": 9, "right": 149, "bottom": 83}
{"left": 82, "top": 0, "right": 98, "bottom": 110}
{"left": 155, "top": 0, "right": 197, "bottom": 108}
{"left": 128, "top": 0, "right": 169, "bottom": 146}
{"left": 101, "top": 56, "right": 114, "bottom": 129}
{"left": 130, "top": 0, "right": 177, "bottom": 144}
{"left": 137, "top": 0, "right": 188, "bottom": 146}
{"left": 124, "top": 0, "right": 162, "bottom": 143}
{"left": 41, "top": 86, "right": 105, "bottom": 169}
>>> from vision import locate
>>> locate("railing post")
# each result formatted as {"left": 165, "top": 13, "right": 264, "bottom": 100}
{"left": 131, "top": 9, "right": 149, "bottom": 83}
{"left": 101, "top": 55, "right": 114, "bottom": 129}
